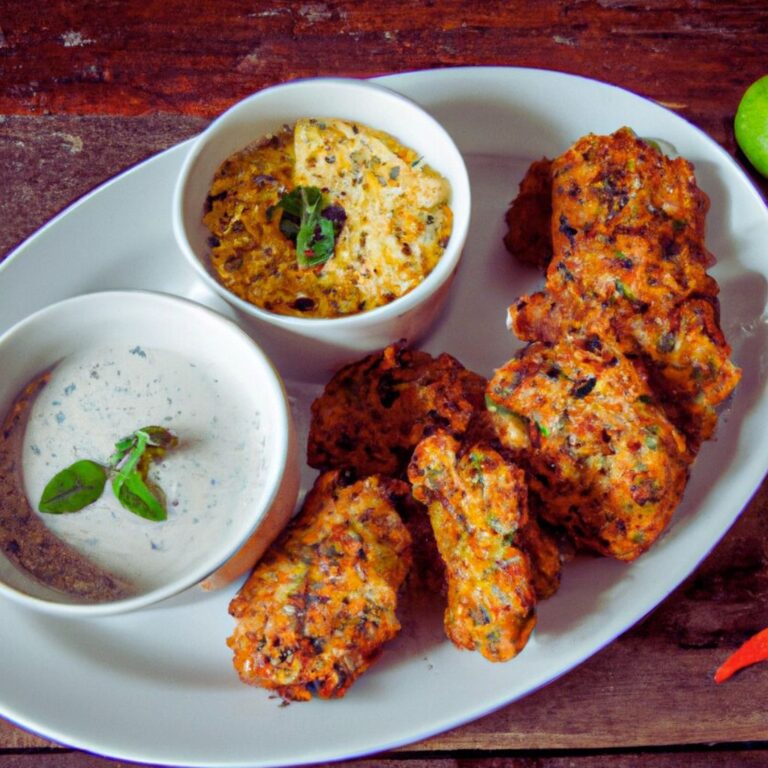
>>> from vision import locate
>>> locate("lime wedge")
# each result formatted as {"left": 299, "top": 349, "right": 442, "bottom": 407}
{"left": 735, "top": 75, "right": 768, "bottom": 178}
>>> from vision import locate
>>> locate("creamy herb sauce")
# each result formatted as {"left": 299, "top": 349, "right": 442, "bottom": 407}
{"left": 2, "top": 344, "right": 267, "bottom": 599}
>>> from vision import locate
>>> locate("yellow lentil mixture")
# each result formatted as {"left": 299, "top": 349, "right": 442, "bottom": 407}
{"left": 203, "top": 118, "right": 453, "bottom": 318}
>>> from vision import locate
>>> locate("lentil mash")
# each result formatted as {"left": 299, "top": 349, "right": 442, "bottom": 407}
{"left": 203, "top": 118, "right": 453, "bottom": 318}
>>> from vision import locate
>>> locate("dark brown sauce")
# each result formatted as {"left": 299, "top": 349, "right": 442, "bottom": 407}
{"left": 0, "top": 371, "right": 134, "bottom": 603}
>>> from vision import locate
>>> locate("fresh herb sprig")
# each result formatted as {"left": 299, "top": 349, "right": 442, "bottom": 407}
{"left": 269, "top": 186, "right": 346, "bottom": 268}
{"left": 38, "top": 426, "right": 178, "bottom": 522}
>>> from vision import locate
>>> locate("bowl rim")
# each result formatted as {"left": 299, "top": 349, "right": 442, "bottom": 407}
{"left": 0, "top": 288, "right": 292, "bottom": 617}
{"left": 172, "top": 75, "right": 472, "bottom": 328}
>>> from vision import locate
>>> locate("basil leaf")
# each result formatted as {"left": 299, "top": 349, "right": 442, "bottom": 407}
{"left": 299, "top": 216, "right": 337, "bottom": 267}
{"left": 108, "top": 434, "right": 134, "bottom": 467}
{"left": 39, "top": 460, "right": 107, "bottom": 514}
{"left": 111, "top": 430, "right": 149, "bottom": 496}
{"left": 116, "top": 473, "right": 167, "bottom": 522}
{"left": 272, "top": 187, "right": 306, "bottom": 218}
{"left": 273, "top": 186, "right": 345, "bottom": 268}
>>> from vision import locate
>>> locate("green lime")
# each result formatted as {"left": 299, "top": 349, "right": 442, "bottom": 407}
{"left": 735, "top": 74, "right": 768, "bottom": 178}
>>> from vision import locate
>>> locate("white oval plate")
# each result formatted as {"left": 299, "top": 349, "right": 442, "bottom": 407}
{"left": 1, "top": 67, "right": 767, "bottom": 767}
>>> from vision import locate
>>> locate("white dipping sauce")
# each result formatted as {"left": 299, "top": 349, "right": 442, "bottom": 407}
{"left": 22, "top": 345, "right": 268, "bottom": 591}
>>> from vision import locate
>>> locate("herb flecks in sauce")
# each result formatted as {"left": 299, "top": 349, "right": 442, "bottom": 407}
{"left": 0, "top": 373, "right": 133, "bottom": 601}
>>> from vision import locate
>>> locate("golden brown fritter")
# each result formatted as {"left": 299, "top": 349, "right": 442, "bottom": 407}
{"left": 227, "top": 471, "right": 412, "bottom": 701}
{"left": 396, "top": 490, "right": 446, "bottom": 597}
{"left": 506, "top": 128, "right": 740, "bottom": 450}
{"left": 486, "top": 336, "right": 691, "bottom": 562}
{"left": 408, "top": 431, "right": 553, "bottom": 661}
{"left": 519, "top": 503, "right": 562, "bottom": 601}
{"left": 503, "top": 158, "right": 554, "bottom": 270}
{"left": 308, "top": 342, "right": 487, "bottom": 477}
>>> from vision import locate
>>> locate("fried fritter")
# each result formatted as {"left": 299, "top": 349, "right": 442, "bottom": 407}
{"left": 308, "top": 342, "right": 487, "bottom": 477}
{"left": 227, "top": 471, "right": 412, "bottom": 701}
{"left": 519, "top": 500, "right": 563, "bottom": 601}
{"left": 487, "top": 337, "right": 690, "bottom": 561}
{"left": 503, "top": 158, "right": 554, "bottom": 270}
{"left": 506, "top": 128, "right": 740, "bottom": 450}
{"left": 396, "top": 489, "right": 446, "bottom": 597}
{"left": 408, "top": 431, "right": 554, "bottom": 661}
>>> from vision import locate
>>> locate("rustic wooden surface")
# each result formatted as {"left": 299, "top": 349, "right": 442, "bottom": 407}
{"left": 1, "top": 1, "right": 768, "bottom": 766}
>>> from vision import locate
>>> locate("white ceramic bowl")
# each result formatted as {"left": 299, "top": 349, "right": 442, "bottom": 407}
{"left": 173, "top": 76, "right": 471, "bottom": 382}
{"left": 0, "top": 290, "right": 299, "bottom": 616}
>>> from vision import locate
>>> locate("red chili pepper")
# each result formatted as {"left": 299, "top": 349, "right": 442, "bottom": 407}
{"left": 714, "top": 627, "right": 768, "bottom": 683}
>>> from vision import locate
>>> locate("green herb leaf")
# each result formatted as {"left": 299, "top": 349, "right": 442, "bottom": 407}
{"left": 273, "top": 186, "right": 345, "bottom": 268}
{"left": 111, "top": 426, "right": 176, "bottom": 514}
{"left": 39, "top": 459, "right": 108, "bottom": 514}
{"left": 110, "top": 435, "right": 134, "bottom": 461}
{"left": 111, "top": 429, "right": 150, "bottom": 496}
{"left": 115, "top": 472, "right": 168, "bottom": 522}
{"left": 40, "top": 426, "right": 177, "bottom": 522}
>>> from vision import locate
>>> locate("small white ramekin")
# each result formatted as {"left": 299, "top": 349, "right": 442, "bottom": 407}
{"left": 173, "top": 77, "right": 471, "bottom": 381}
{"left": 0, "top": 290, "right": 299, "bottom": 616}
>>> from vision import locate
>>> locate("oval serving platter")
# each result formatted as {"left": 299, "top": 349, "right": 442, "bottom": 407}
{"left": 0, "top": 67, "right": 767, "bottom": 768}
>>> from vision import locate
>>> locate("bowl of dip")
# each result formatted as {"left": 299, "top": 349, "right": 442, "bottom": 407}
{"left": 173, "top": 77, "right": 471, "bottom": 381}
{"left": 0, "top": 290, "right": 299, "bottom": 616}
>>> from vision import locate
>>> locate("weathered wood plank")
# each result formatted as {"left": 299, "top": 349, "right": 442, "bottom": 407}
{"left": 0, "top": 0, "right": 766, "bottom": 125}
{"left": 1, "top": 748, "right": 768, "bottom": 768}
{"left": 0, "top": 115, "right": 207, "bottom": 257}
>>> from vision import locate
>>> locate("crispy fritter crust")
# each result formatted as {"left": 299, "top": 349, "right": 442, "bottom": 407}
{"left": 503, "top": 158, "right": 554, "bottom": 270}
{"left": 308, "top": 342, "right": 487, "bottom": 477}
{"left": 487, "top": 337, "right": 690, "bottom": 561}
{"left": 520, "top": 504, "right": 563, "bottom": 601}
{"left": 227, "top": 471, "right": 412, "bottom": 701}
{"left": 506, "top": 128, "right": 740, "bottom": 450}
{"left": 408, "top": 431, "right": 547, "bottom": 661}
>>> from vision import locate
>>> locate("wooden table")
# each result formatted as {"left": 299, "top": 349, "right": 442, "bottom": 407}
{"left": 2, "top": 2, "right": 768, "bottom": 766}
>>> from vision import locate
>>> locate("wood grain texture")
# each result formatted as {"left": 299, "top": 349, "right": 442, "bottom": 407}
{"left": 0, "top": 1, "right": 765, "bottom": 120}
{"left": 0, "top": 115, "right": 206, "bottom": 256}
{"left": 1, "top": 2, "right": 768, "bottom": 766}
{"left": 3, "top": 752, "right": 768, "bottom": 768}
{"left": 1, "top": 2, "right": 766, "bottom": 197}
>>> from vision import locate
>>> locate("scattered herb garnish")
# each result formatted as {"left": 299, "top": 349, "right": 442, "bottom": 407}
{"left": 39, "top": 426, "right": 178, "bottom": 522}
{"left": 269, "top": 185, "right": 346, "bottom": 268}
